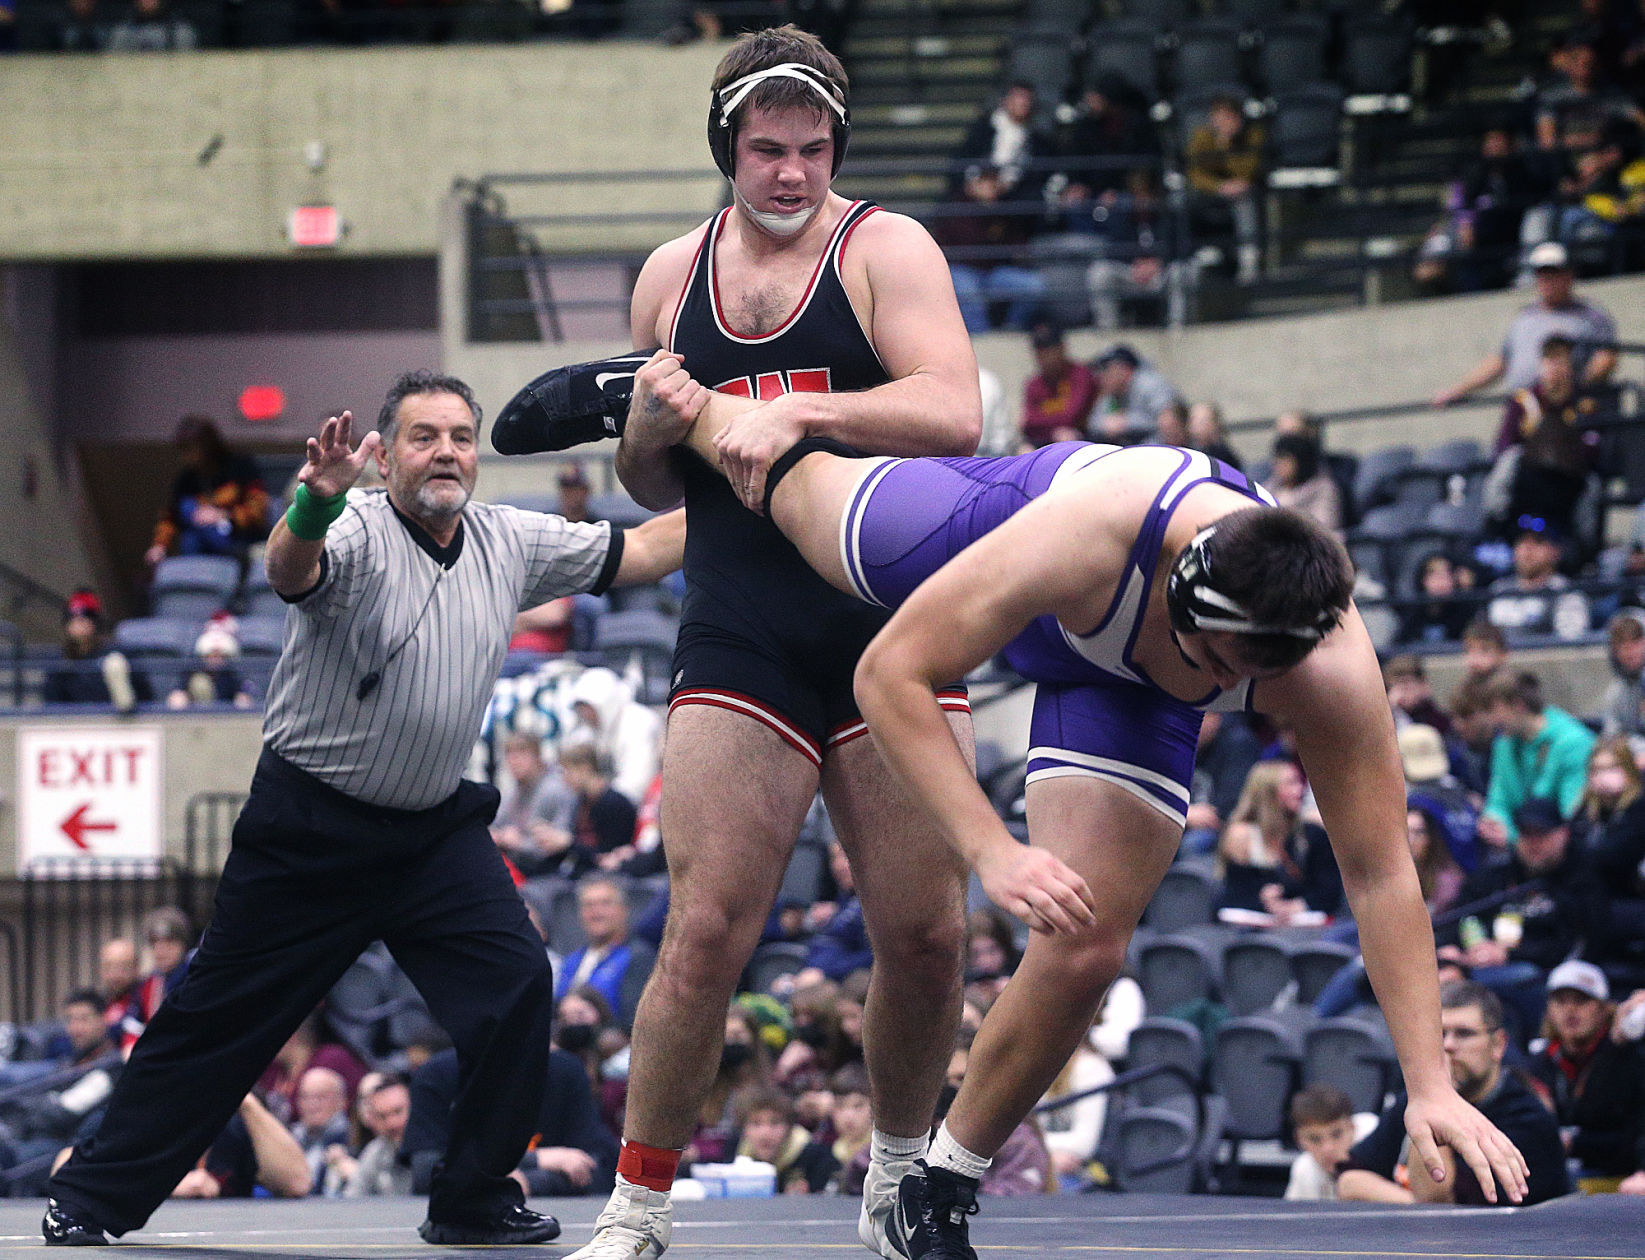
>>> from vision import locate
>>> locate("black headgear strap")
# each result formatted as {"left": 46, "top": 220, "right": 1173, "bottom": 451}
{"left": 1165, "top": 524, "right": 1337, "bottom": 641}
{"left": 708, "top": 62, "right": 850, "bottom": 180}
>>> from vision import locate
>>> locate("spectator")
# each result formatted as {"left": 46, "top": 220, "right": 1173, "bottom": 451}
{"left": 1405, "top": 804, "right": 1466, "bottom": 918}
{"left": 341, "top": 1074, "right": 414, "bottom": 1197}
{"left": 255, "top": 1012, "right": 367, "bottom": 1127}
{"left": 1337, "top": 981, "right": 1568, "bottom": 1205}
{"left": 137, "top": 905, "right": 193, "bottom": 1003}
{"left": 1433, "top": 241, "right": 1619, "bottom": 406}
{"left": 1527, "top": 961, "right": 1645, "bottom": 1178}
{"left": 1020, "top": 323, "right": 1097, "bottom": 448}
{"left": 1440, "top": 797, "right": 1602, "bottom": 1041}
{"left": 733, "top": 1086, "right": 835, "bottom": 1193}
{"left": 1052, "top": 73, "right": 1152, "bottom": 213}
{"left": 98, "top": 939, "right": 140, "bottom": 1049}
{"left": 799, "top": 844, "right": 873, "bottom": 983}
{"left": 810, "top": 1062, "right": 873, "bottom": 1194}
{"left": 1086, "top": 168, "right": 1197, "bottom": 333}
{"left": 554, "top": 987, "right": 626, "bottom": 1139}
{"left": 1182, "top": 710, "right": 1264, "bottom": 857}
{"left": 1185, "top": 401, "right": 1243, "bottom": 469}
{"left": 167, "top": 620, "right": 257, "bottom": 710}
{"left": 1582, "top": 736, "right": 1645, "bottom": 994}
{"left": 687, "top": 1006, "right": 773, "bottom": 1168}
{"left": 1400, "top": 724, "right": 1482, "bottom": 873}
{"left": 489, "top": 732, "right": 580, "bottom": 880}
{"left": 566, "top": 666, "right": 662, "bottom": 809}
{"left": 1384, "top": 655, "right": 1453, "bottom": 736}
{"left": 556, "top": 463, "right": 595, "bottom": 524}
{"left": 1217, "top": 760, "right": 1344, "bottom": 923}
{"left": 291, "top": 1066, "right": 352, "bottom": 1195}
{"left": 1284, "top": 1085, "right": 1376, "bottom": 1201}
{"left": 51, "top": 0, "right": 110, "bottom": 50}
{"left": 553, "top": 874, "right": 656, "bottom": 1032}
{"left": 1088, "top": 344, "right": 1175, "bottom": 442}
{"left": 509, "top": 598, "right": 574, "bottom": 655}
{"left": 1414, "top": 125, "right": 1550, "bottom": 296}
{"left": 403, "top": 1047, "right": 617, "bottom": 1200}
{"left": 1601, "top": 608, "right": 1645, "bottom": 736}
{"left": 1461, "top": 616, "right": 1510, "bottom": 681}
{"left": 1599, "top": 498, "right": 1645, "bottom": 592}
{"left": 1486, "top": 520, "right": 1591, "bottom": 640}
{"left": 1398, "top": 551, "right": 1481, "bottom": 645}
{"left": 1185, "top": 95, "right": 1265, "bottom": 284}
{"left": 1485, "top": 336, "right": 1605, "bottom": 553}
{"left": 1446, "top": 669, "right": 1500, "bottom": 798}
{"left": 170, "top": 1094, "right": 311, "bottom": 1201}
{"left": 932, "top": 164, "right": 1046, "bottom": 334}
{"left": 1039, "top": 975, "right": 1143, "bottom": 1189}
{"left": 143, "top": 416, "right": 270, "bottom": 572}
{"left": 559, "top": 743, "right": 639, "bottom": 863}
{"left": 1532, "top": 39, "right": 1644, "bottom": 169}
{"left": 43, "top": 589, "right": 139, "bottom": 710}
{"left": 1481, "top": 671, "right": 1597, "bottom": 844}
{"left": 1268, "top": 432, "right": 1343, "bottom": 535}
{"left": 963, "top": 907, "right": 1020, "bottom": 1000}
{"left": 106, "top": 0, "right": 197, "bottom": 50}
{"left": 952, "top": 81, "right": 1049, "bottom": 202}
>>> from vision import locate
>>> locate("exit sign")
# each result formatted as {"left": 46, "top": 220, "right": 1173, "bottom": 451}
{"left": 288, "top": 205, "right": 341, "bottom": 248}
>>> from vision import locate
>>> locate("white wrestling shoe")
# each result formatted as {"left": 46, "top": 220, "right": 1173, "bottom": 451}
{"left": 859, "top": 1154, "right": 917, "bottom": 1259}
{"left": 564, "top": 1177, "right": 673, "bottom": 1260}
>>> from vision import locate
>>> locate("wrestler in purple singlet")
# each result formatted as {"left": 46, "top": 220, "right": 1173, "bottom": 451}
{"left": 837, "top": 442, "right": 1274, "bottom": 829}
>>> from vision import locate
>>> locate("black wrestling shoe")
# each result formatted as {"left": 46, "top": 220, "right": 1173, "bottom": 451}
{"left": 491, "top": 351, "right": 651, "bottom": 454}
{"left": 884, "top": 1161, "right": 979, "bottom": 1260}
{"left": 42, "top": 1199, "right": 109, "bottom": 1247}
{"left": 418, "top": 1205, "right": 562, "bottom": 1246}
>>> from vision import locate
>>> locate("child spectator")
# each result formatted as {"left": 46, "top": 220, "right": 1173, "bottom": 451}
{"left": 733, "top": 1086, "right": 835, "bottom": 1193}
{"left": 1285, "top": 1085, "right": 1376, "bottom": 1200}
{"left": 1461, "top": 617, "right": 1510, "bottom": 680}
{"left": 1601, "top": 608, "right": 1645, "bottom": 737}
{"left": 814, "top": 1063, "right": 873, "bottom": 1195}
{"left": 43, "top": 590, "right": 140, "bottom": 710}
{"left": 167, "top": 619, "right": 256, "bottom": 709}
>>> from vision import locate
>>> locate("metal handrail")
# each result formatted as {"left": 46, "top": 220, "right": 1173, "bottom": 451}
{"left": 1033, "top": 1060, "right": 1207, "bottom": 1181}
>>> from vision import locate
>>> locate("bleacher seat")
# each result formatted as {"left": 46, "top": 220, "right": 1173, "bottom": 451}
{"left": 1221, "top": 935, "right": 1292, "bottom": 1015}
{"left": 1086, "top": 20, "right": 1163, "bottom": 103}
{"left": 1416, "top": 438, "right": 1486, "bottom": 476}
{"left": 1112, "top": 1106, "right": 1199, "bottom": 1193}
{"left": 1119, "top": 0, "right": 1194, "bottom": 30}
{"left": 746, "top": 941, "right": 810, "bottom": 995}
{"left": 150, "top": 555, "right": 240, "bottom": 621}
{"left": 1173, "top": 20, "right": 1246, "bottom": 96}
{"left": 236, "top": 616, "right": 286, "bottom": 657}
{"left": 1126, "top": 1016, "right": 1206, "bottom": 1104}
{"left": 1008, "top": 31, "right": 1079, "bottom": 107}
{"left": 591, "top": 492, "right": 654, "bottom": 530}
{"left": 1211, "top": 1015, "right": 1301, "bottom": 1141}
{"left": 1255, "top": 15, "right": 1329, "bottom": 97}
{"left": 238, "top": 566, "right": 286, "bottom": 618}
{"left": 1303, "top": 1016, "right": 1395, "bottom": 1114}
{"left": 593, "top": 609, "right": 679, "bottom": 706}
{"left": 1268, "top": 82, "right": 1345, "bottom": 172}
{"left": 606, "top": 582, "right": 676, "bottom": 615}
{"left": 112, "top": 616, "right": 201, "bottom": 695}
{"left": 1145, "top": 865, "right": 1217, "bottom": 932}
{"left": 1222, "top": 0, "right": 1291, "bottom": 24}
{"left": 1421, "top": 499, "right": 1486, "bottom": 540}
{"left": 1341, "top": 16, "right": 1413, "bottom": 97}
{"left": 1138, "top": 934, "right": 1219, "bottom": 1013}
{"left": 1351, "top": 445, "right": 1416, "bottom": 512}
{"left": 1289, "top": 940, "right": 1357, "bottom": 1006}
{"left": 1021, "top": 0, "right": 1091, "bottom": 37}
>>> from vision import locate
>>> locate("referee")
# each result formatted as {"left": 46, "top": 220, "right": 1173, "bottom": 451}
{"left": 44, "top": 370, "right": 685, "bottom": 1247}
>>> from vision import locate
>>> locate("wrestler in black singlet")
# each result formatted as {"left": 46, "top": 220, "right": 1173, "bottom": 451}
{"left": 666, "top": 200, "right": 960, "bottom": 762}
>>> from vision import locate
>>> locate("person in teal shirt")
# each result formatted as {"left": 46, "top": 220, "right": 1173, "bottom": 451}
{"left": 1480, "top": 670, "right": 1596, "bottom": 846}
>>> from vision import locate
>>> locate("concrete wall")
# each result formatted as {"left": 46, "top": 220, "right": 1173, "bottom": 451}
{"left": 0, "top": 43, "right": 725, "bottom": 261}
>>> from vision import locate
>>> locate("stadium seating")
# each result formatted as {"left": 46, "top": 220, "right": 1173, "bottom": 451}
{"left": 1289, "top": 939, "right": 1357, "bottom": 1006}
{"left": 1211, "top": 1015, "right": 1301, "bottom": 1142}
{"left": 1138, "top": 934, "right": 1220, "bottom": 1013}
{"left": 1144, "top": 865, "right": 1218, "bottom": 932}
{"left": 1221, "top": 935, "right": 1293, "bottom": 1016}
{"left": 1255, "top": 16, "right": 1330, "bottom": 98}
{"left": 150, "top": 556, "right": 241, "bottom": 621}
{"left": 1303, "top": 1016, "right": 1397, "bottom": 1114}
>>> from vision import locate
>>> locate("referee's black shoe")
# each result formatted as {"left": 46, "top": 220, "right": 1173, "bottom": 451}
{"left": 418, "top": 1205, "right": 562, "bottom": 1246}
{"left": 42, "top": 1199, "right": 109, "bottom": 1246}
{"left": 885, "top": 1161, "right": 979, "bottom": 1260}
{"left": 491, "top": 352, "right": 651, "bottom": 454}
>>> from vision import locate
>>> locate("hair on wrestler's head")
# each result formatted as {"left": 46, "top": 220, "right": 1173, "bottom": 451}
{"left": 1203, "top": 506, "right": 1353, "bottom": 672}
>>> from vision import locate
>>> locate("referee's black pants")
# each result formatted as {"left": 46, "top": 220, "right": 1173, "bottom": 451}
{"left": 50, "top": 750, "right": 556, "bottom": 1235}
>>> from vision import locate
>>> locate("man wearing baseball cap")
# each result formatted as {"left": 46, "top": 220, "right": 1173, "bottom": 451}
{"left": 1528, "top": 960, "right": 1645, "bottom": 1182}
{"left": 1433, "top": 238, "right": 1618, "bottom": 407}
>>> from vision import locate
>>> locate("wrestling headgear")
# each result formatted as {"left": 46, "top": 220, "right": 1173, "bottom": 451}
{"left": 1166, "top": 524, "right": 1339, "bottom": 641}
{"left": 708, "top": 61, "right": 850, "bottom": 181}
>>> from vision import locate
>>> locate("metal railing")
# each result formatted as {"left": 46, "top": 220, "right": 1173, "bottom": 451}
{"left": 1035, "top": 1060, "right": 1209, "bottom": 1186}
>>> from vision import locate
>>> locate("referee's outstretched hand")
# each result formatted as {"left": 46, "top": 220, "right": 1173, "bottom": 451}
{"left": 302, "top": 411, "right": 382, "bottom": 499}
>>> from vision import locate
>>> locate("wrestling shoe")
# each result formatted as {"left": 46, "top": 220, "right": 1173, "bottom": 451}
{"left": 417, "top": 1204, "right": 561, "bottom": 1245}
{"left": 884, "top": 1161, "right": 979, "bottom": 1260}
{"left": 860, "top": 1153, "right": 918, "bottom": 1258}
{"left": 41, "top": 1199, "right": 109, "bottom": 1247}
{"left": 564, "top": 1178, "right": 673, "bottom": 1259}
{"left": 491, "top": 351, "right": 651, "bottom": 454}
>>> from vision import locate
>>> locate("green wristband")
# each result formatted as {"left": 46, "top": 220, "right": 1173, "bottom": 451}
{"left": 285, "top": 483, "right": 348, "bottom": 541}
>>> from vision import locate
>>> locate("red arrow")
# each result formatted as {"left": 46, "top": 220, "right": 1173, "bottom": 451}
{"left": 60, "top": 802, "right": 118, "bottom": 851}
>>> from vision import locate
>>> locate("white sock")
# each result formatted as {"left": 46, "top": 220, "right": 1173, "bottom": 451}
{"left": 871, "top": 1128, "right": 927, "bottom": 1165}
{"left": 925, "top": 1120, "right": 991, "bottom": 1182}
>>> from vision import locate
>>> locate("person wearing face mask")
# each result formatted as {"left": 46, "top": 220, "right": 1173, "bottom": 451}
{"left": 684, "top": 1006, "right": 773, "bottom": 1169}
{"left": 1578, "top": 736, "right": 1645, "bottom": 995}
{"left": 556, "top": 988, "right": 628, "bottom": 1141}
{"left": 500, "top": 24, "right": 982, "bottom": 1260}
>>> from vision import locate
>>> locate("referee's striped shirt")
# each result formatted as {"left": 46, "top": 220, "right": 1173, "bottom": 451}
{"left": 262, "top": 490, "right": 622, "bottom": 810}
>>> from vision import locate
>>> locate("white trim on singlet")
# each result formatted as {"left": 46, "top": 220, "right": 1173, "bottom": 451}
{"left": 1024, "top": 762, "right": 1188, "bottom": 829}
{"left": 837, "top": 456, "right": 902, "bottom": 605}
